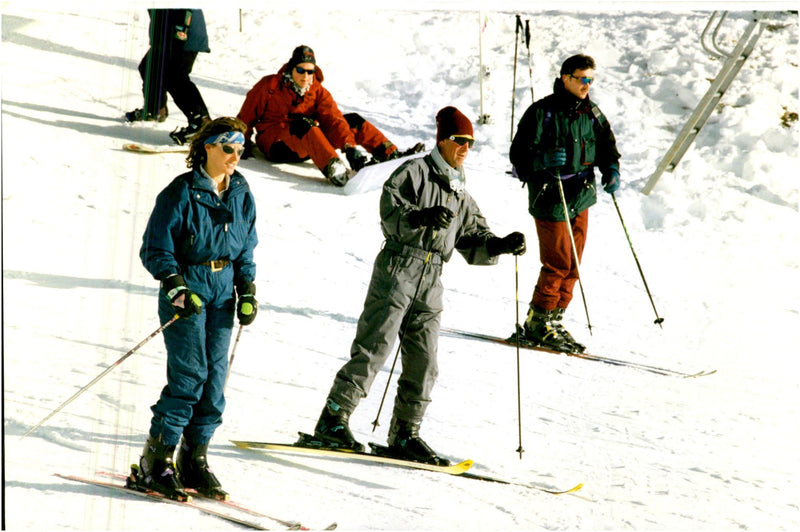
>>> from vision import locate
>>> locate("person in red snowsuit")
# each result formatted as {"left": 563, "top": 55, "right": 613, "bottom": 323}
{"left": 237, "top": 45, "right": 423, "bottom": 186}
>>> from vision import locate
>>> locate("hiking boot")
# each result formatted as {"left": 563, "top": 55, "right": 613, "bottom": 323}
{"left": 129, "top": 436, "right": 189, "bottom": 501}
{"left": 176, "top": 439, "right": 228, "bottom": 501}
{"left": 522, "top": 306, "right": 574, "bottom": 352}
{"left": 313, "top": 399, "right": 364, "bottom": 451}
{"left": 386, "top": 417, "right": 450, "bottom": 466}
{"left": 551, "top": 307, "right": 586, "bottom": 353}
{"left": 125, "top": 106, "right": 168, "bottom": 123}
{"left": 323, "top": 158, "right": 355, "bottom": 186}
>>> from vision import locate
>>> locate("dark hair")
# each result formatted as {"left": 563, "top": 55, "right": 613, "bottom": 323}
{"left": 560, "top": 54, "right": 596, "bottom": 76}
{"left": 186, "top": 117, "right": 248, "bottom": 169}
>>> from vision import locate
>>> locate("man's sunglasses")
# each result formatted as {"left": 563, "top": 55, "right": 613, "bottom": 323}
{"left": 569, "top": 74, "right": 594, "bottom": 85}
{"left": 219, "top": 144, "right": 245, "bottom": 157}
{"left": 295, "top": 66, "right": 316, "bottom": 75}
{"left": 449, "top": 135, "right": 475, "bottom": 148}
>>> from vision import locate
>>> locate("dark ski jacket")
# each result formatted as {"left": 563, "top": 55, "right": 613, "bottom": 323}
{"left": 510, "top": 78, "right": 620, "bottom": 221}
{"left": 140, "top": 169, "right": 257, "bottom": 301}
{"left": 148, "top": 9, "right": 210, "bottom": 54}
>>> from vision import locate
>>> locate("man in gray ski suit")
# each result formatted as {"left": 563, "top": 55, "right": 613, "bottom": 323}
{"left": 312, "top": 106, "right": 527, "bottom": 465}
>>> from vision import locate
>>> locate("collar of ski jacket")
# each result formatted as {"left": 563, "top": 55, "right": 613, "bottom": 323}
{"left": 198, "top": 165, "right": 230, "bottom": 196}
{"left": 189, "top": 168, "right": 247, "bottom": 198}
{"left": 431, "top": 146, "right": 466, "bottom": 194}
{"left": 552, "top": 77, "right": 594, "bottom": 117}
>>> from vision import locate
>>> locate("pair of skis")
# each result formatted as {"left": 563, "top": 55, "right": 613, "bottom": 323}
{"left": 56, "top": 470, "right": 336, "bottom": 531}
{"left": 440, "top": 328, "right": 716, "bottom": 378}
{"left": 232, "top": 433, "right": 583, "bottom": 496}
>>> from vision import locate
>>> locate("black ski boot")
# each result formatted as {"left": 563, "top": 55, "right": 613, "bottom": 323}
{"left": 313, "top": 399, "right": 364, "bottom": 451}
{"left": 521, "top": 306, "right": 575, "bottom": 353}
{"left": 170, "top": 114, "right": 210, "bottom": 146}
{"left": 551, "top": 307, "right": 586, "bottom": 353}
{"left": 127, "top": 436, "right": 190, "bottom": 501}
{"left": 176, "top": 439, "right": 229, "bottom": 501}
{"left": 125, "top": 106, "right": 168, "bottom": 123}
{"left": 393, "top": 142, "right": 426, "bottom": 159}
{"left": 386, "top": 417, "right": 450, "bottom": 466}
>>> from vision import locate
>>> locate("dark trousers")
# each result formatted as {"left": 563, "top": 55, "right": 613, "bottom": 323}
{"left": 531, "top": 209, "right": 589, "bottom": 310}
{"left": 138, "top": 45, "right": 208, "bottom": 124}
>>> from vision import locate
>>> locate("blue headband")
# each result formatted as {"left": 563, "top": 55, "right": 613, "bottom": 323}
{"left": 205, "top": 131, "right": 245, "bottom": 145}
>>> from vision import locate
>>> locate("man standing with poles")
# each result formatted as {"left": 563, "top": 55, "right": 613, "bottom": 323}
{"left": 309, "top": 107, "right": 526, "bottom": 465}
{"left": 510, "top": 54, "right": 620, "bottom": 354}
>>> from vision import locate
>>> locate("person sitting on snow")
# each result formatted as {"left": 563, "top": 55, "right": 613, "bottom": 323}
{"left": 236, "top": 45, "right": 424, "bottom": 186}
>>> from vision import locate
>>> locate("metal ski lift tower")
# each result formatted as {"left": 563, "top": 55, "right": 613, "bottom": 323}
{"left": 642, "top": 12, "right": 766, "bottom": 195}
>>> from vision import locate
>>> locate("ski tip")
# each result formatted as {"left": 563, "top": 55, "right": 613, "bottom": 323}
{"left": 566, "top": 482, "right": 584, "bottom": 493}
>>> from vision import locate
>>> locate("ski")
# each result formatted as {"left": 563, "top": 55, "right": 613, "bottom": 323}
{"left": 231, "top": 433, "right": 474, "bottom": 476}
{"left": 54, "top": 473, "right": 269, "bottom": 530}
{"left": 96, "top": 470, "right": 332, "bottom": 531}
{"left": 122, "top": 142, "right": 190, "bottom": 154}
{"left": 458, "top": 470, "right": 584, "bottom": 495}
{"left": 441, "top": 328, "right": 716, "bottom": 378}
{"left": 342, "top": 151, "right": 426, "bottom": 195}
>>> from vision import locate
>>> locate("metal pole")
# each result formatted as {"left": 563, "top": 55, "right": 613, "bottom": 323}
{"left": 371, "top": 230, "right": 439, "bottom": 432}
{"left": 612, "top": 193, "right": 664, "bottom": 327}
{"left": 510, "top": 15, "right": 523, "bottom": 141}
{"left": 22, "top": 315, "right": 180, "bottom": 439}
{"left": 225, "top": 323, "right": 244, "bottom": 391}
{"left": 514, "top": 255, "right": 525, "bottom": 459}
{"left": 525, "top": 19, "right": 534, "bottom": 103}
{"left": 555, "top": 172, "right": 593, "bottom": 335}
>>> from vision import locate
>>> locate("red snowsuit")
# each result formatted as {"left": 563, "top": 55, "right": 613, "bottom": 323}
{"left": 237, "top": 64, "right": 393, "bottom": 171}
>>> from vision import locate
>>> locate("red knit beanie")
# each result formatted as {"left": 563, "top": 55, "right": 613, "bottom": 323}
{"left": 436, "top": 106, "right": 474, "bottom": 142}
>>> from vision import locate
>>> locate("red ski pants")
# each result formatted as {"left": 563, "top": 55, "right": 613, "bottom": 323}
{"left": 530, "top": 210, "right": 589, "bottom": 311}
{"left": 257, "top": 118, "right": 393, "bottom": 171}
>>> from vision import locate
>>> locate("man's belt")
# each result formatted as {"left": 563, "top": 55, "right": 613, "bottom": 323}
{"left": 383, "top": 240, "right": 443, "bottom": 265}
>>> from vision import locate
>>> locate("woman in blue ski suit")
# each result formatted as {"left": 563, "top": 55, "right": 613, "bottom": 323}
{"left": 135, "top": 116, "right": 258, "bottom": 501}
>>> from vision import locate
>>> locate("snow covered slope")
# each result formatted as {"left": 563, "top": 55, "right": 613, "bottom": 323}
{"left": 2, "top": 6, "right": 798, "bottom": 530}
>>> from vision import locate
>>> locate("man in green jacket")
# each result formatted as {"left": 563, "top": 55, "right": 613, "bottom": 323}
{"left": 510, "top": 54, "right": 620, "bottom": 353}
{"left": 312, "top": 107, "right": 526, "bottom": 465}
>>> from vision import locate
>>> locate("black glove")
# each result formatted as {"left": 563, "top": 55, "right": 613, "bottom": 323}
{"left": 487, "top": 232, "right": 527, "bottom": 256}
{"left": 162, "top": 274, "right": 203, "bottom": 318}
{"left": 345, "top": 146, "right": 368, "bottom": 171}
{"left": 236, "top": 281, "right": 258, "bottom": 326}
{"left": 540, "top": 147, "right": 567, "bottom": 169}
{"left": 241, "top": 139, "right": 255, "bottom": 160}
{"left": 408, "top": 206, "right": 455, "bottom": 229}
{"left": 289, "top": 116, "right": 317, "bottom": 139}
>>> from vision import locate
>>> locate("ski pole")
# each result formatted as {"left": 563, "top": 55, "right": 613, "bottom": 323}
{"left": 525, "top": 19, "right": 534, "bottom": 103}
{"left": 22, "top": 315, "right": 180, "bottom": 439}
{"left": 371, "top": 229, "right": 439, "bottom": 432}
{"left": 510, "top": 14, "right": 524, "bottom": 141}
{"left": 514, "top": 255, "right": 525, "bottom": 459}
{"left": 611, "top": 193, "right": 664, "bottom": 327}
{"left": 224, "top": 323, "right": 244, "bottom": 392}
{"left": 555, "top": 170, "right": 593, "bottom": 335}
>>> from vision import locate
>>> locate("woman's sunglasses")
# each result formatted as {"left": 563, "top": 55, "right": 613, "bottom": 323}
{"left": 219, "top": 144, "right": 244, "bottom": 157}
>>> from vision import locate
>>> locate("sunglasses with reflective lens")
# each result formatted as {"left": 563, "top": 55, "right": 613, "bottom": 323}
{"left": 569, "top": 74, "right": 594, "bottom": 85}
{"left": 294, "top": 66, "right": 316, "bottom": 75}
{"left": 449, "top": 135, "right": 475, "bottom": 148}
{"left": 219, "top": 144, "right": 245, "bottom": 157}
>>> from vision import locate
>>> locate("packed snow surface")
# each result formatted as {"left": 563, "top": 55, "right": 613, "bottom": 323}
{"left": 2, "top": 5, "right": 798, "bottom": 531}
